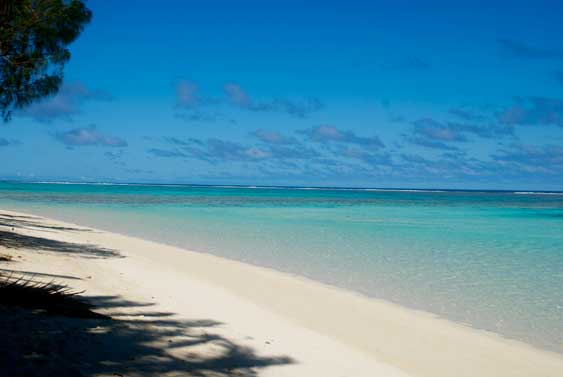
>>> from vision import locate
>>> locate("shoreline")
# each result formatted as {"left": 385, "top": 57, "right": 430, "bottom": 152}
{"left": 1, "top": 208, "right": 562, "bottom": 376}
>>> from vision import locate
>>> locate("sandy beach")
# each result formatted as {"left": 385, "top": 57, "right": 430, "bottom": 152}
{"left": 1, "top": 208, "right": 562, "bottom": 377}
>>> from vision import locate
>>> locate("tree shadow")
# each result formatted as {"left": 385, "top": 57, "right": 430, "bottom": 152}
{"left": 0, "top": 230, "right": 120, "bottom": 259}
{"left": 0, "top": 294, "right": 295, "bottom": 377}
{"left": 0, "top": 218, "right": 294, "bottom": 374}
{"left": 0, "top": 253, "right": 13, "bottom": 262}
{"left": 0, "top": 268, "right": 82, "bottom": 280}
{"left": 0, "top": 272, "right": 106, "bottom": 319}
{"left": 0, "top": 213, "right": 90, "bottom": 233}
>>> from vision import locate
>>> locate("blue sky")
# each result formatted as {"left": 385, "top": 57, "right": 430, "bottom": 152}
{"left": 2, "top": 0, "right": 563, "bottom": 189}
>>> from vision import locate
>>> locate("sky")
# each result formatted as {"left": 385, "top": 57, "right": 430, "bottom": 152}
{"left": 2, "top": 0, "right": 563, "bottom": 190}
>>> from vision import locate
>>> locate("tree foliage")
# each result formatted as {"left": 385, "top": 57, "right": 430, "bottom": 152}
{"left": 0, "top": 0, "right": 91, "bottom": 121}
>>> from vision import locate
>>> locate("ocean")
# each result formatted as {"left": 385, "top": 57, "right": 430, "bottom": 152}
{"left": 0, "top": 181, "right": 562, "bottom": 352}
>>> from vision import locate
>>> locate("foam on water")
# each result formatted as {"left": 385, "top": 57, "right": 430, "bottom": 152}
{"left": 1, "top": 182, "right": 562, "bottom": 353}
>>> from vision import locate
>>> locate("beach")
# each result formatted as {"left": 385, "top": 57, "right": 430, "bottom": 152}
{"left": 1, "top": 208, "right": 562, "bottom": 377}
{"left": 4, "top": 1, "right": 563, "bottom": 375}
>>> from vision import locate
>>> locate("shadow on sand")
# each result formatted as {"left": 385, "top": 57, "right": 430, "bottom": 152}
{"left": 0, "top": 216, "right": 294, "bottom": 376}
{"left": 0, "top": 230, "right": 120, "bottom": 258}
{"left": 0, "top": 213, "right": 89, "bottom": 233}
{"left": 0, "top": 213, "right": 119, "bottom": 259}
{"left": 0, "top": 294, "right": 294, "bottom": 377}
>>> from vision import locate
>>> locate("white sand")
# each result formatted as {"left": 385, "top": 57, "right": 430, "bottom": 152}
{"left": 1, "top": 209, "right": 562, "bottom": 377}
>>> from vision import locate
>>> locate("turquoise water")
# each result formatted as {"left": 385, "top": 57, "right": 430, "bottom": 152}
{"left": 0, "top": 182, "right": 562, "bottom": 352}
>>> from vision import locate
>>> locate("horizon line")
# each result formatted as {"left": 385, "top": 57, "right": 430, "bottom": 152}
{"left": 1, "top": 179, "right": 563, "bottom": 194}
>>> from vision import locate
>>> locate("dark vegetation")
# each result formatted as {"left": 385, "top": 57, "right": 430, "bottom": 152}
{"left": 0, "top": 0, "right": 92, "bottom": 121}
